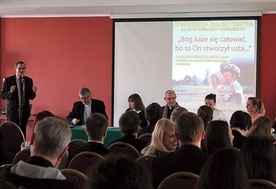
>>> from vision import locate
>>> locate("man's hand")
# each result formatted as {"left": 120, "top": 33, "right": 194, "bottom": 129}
{"left": 72, "top": 118, "right": 80, "bottom": 125}
{"left": 10, "top": 85, "right": 16, "bottom": 93}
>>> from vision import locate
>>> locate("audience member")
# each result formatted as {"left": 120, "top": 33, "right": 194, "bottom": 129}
{"left": 109, "top": 111, "right": 147, "bottom": 153}
{"left": 141, "top": 118, "right": 178, "bottom": 156}
{"left": 241, "top": 136, "right": 276, "bottom": 183}
{"left": 0, "top": 117, "right": 79, "bottom": 188}
{"left": 126, "top": 93, "right": 147, "bottom": 128}
{"left": 246, "top": 97, "right": 265, "bottom": 122}
{"left": 197, "top": 105, "right": 213, "bottom": 130}
{"left": 204, "top": 93, "right": 226, "bottom": 121}
{"left": 162, "top": 90, "right": 180, "bottom": 119}
{"left": 196, "top": 147, "right": 248, "bottom": 189}
{"left": 66, "top": 87, "right": 107, "bottom": 125}
{"left": 170, "top": 106, "right": 189, "bottom": 122}
{"left": 230, "top": 110, "right": 252, "bottom": 149}
{"left": 203, "top": 120, "right": 233, "bottom": 155}
{"left": 89, "top": 155, "right": 153, "bottom": 189}
{"left": 0, "top": 130, "right": 10, "bottom": 165}
{"left": 1, "top": 61, "right": 37, "bottom": 137}
{"left": 69, "top": 113, "right": 109, "bottom": 162}
{"left": 138, "top": 103, "right": 163, "bottom": 137}
{"left": 152, "top": 113, "right": 207, "bottom": 188}
{"left": 21, "top": 110, "right": 54, "bottom": 150}
{"left": 248, "top": 116, "right": 275, "bottom": 143}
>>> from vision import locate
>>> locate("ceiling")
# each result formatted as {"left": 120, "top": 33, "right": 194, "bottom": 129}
{"left": 0, "top": 0, "right": 276, "bottom": 17}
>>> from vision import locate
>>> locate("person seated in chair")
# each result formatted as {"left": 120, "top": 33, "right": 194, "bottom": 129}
{"left": 0, "top": 117, "right": 79, "bottom": 189}
{"left": 109, "top": 111, "right": 148, "bottom": 153}
{"left": 68, "top": 113, "right": 110, "bottom": 162}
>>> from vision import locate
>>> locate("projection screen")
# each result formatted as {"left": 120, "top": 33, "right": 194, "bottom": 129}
{"left": 113, "top": 18, "right": 258, "bottom": 126}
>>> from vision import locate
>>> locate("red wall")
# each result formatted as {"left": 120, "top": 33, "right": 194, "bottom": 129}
{"left": 0, "top": 15, "right": 275, "bottom": 123}
{"left": 0, "top": 17, "right": 113, "bottom": 124}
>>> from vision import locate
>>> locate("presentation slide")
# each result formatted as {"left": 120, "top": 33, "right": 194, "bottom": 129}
{"left": 113, "top": 19, "right": 257, "bottom": 126}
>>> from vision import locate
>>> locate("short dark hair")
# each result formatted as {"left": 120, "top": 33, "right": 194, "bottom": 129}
{"left": 15, "top": 61, "right": 26, "bottom": 68}
{"left": 119, "top": 111, "right": 140, "bottom": 135}
{"left": 145, "top": 103, "right": 163, "bottom": 125}
{"left": 230, "top": 110, "right": 252, "bottom": 130}
{"left": 175, "top": 112, "right": 204, "bottom": 143}
{"left": 89, "top": 155, "right": 152, "bottom": 189}
{"left": 205, "top": 93, "right": 216, "bottom": 103}
{"left": 86, "top": 113, "right": 108, "bottom": 141}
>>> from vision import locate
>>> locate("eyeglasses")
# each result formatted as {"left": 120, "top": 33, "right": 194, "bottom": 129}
{"left": 80, "top": 96, "right": 90, "bottom": 100}
{"left": 166, "top": 97, "right": 176, "bottom": 101}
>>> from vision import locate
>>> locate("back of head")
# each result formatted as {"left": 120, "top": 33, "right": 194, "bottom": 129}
{"left": 205, "top": 120, "right": 232, "bottom": 155}
{"left": 175, "top": 112, "right": 204, "bottom": 144}
{"left": 86, "top": 113, "right": 108, "bottom": 141}
{"left": 197, "top": 105, "right": 213, "bottom": 130}
{"left": 240, "top": 135, "right": 276, "bottom": 182}
{"left": 230, "top": 110, "right": 252, "bottom": 130}
{"left": 250, "top": 116, "right": 273, "bottom": 138}
{"left": 196, "top": 147, "right": 248, "bottom": 189}
{"left": 119, "top": 111, "right": 140, "bottom": 135}
{"left": 170, "top": 106, "right": 189, "bottom": 122}
{"left": 89, "top": 155, "right": 152, "bottom": 189}
{"left": 150, "top": 118, "right": 175, "bottom": 152}
{"left": 32, "top": 110, "right": 54, "bottom": 128}
{"left": 145, "top": 102, "right": 163, "bottom": 125}
{"left": 33, "top": 117, "right": 72, "bottom": 158}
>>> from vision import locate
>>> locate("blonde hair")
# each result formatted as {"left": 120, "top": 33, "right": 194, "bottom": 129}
{"left": 249, "top": 116, "right": 273, "bottom": 139}
{"left": 142, "top": 118, "right": 175, "bottom": 156}
{"left": 248, "top": 97, "right": 266, "bottom": 115}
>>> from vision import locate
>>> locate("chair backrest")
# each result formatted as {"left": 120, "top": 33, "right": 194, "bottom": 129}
{"left": 0, "top": 121, "right": 25, "bottom": 154}
{"left": 136, "top": 155, "right": 156, "bottom": 174}
{"left": 157, "top": 171, "right": 200, "bottom": 189}
{"left": 108, "top": 142, "right": 140, "bottom": 160}
{"left": 68, "top": 151, "right": 104, "bottom": 176}
{"left": 60, "top": 168, "right": 89, "bottom": 189}
{"left": 138, "top": 133, "right": 152, "bottom": 144}
{"left": 249, "top": 179, "right": 276, "bottom": 189}
{"left": 68, "top": 139, "right": 87, "bottom": 153}
{"left": 12, "top": 148, "right": 30, "bottom": 164}
{"left": 0, "top": 164, "right": 14, "bottom": 172}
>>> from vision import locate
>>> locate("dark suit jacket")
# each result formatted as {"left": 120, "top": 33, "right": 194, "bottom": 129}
{"left": 1, "top": 75, "right": 36, "bottom": 121}
{"left": 232, "top": 130, "right": 247, "bottom": 149}
{"left": 109, "top": 135, "right": 148, "bottom": 153}
{"left": 68, "top": 142, "right": 109, "bottom": 162}
{"left": 137, "top": 123, "right": 155, "bottom": 137}
{"left": 66, "top": 99, "right": 107, "bottom": 124}
{"left": 152, "top": 145, "right": 208, "bottom": 188}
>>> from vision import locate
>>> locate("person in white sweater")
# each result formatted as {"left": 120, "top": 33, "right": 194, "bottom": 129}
{"left": 205, "top": 93, "right": 226, "bottom": 121}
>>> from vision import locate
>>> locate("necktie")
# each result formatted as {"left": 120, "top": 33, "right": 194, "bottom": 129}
{"left": 19, "top": 77, "right": 25, "bottom": 105}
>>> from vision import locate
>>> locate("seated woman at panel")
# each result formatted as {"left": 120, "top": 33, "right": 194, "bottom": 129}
{"left": 204, "top": 93, "right": 226, "bottom": 121}
{"left": 246, "top": 97, "right": 266, "bottom": 123}
{"left": 126, "top": 93, "right": 147, "bottom": 128}
{"left": 21, "top": 110, "right": 54, "bottom": 150}
{"left": 230, "top": 110, "right": 252, "bottom": 149}
{"left": 141, "top": 118, "right": 178, "bottom": 156}
{"left": 197, "top": 105, "right": 213, "bottom": 130}
{"left": 248, "top": 116, "right": 276, "bottom": 143}
{"left": 203, "top": 120, "right": 233, "bottom": 155}
{"left": 240, "top": 135, "right": 276, "bottom": 183}
{"left": 196, "top": 147, "right": 248, "bottom": 189}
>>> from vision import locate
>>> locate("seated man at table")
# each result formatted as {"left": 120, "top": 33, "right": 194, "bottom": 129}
{"left": 109, "top": 111, "right": 148, "bottom": 153}
{"left": 66, "top": 87, "right": 108, "bottom": 125}
{"left": 152, "top": 112, "right": 208, "bottom": 188}
{"left": 68, "top": 113, "right": 110, "bottom": 162}
{"left": 0, "top": 117, "right": 79, "bottom": 188}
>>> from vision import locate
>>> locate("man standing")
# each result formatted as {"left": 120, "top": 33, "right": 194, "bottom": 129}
{"left": 1, "top": 61, "right": 37, "bottom": 137}
{"left": 66, "top": 87, "right": 108, "bottom": 125}
{"left": 162, "top": 90, "right": 179, "bottom": 119}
